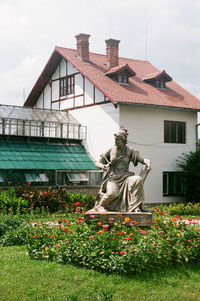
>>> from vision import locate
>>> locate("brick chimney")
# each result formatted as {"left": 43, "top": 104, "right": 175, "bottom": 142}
{"left": 75, "top": 33, "right": 90, "bottom": 62}
{"left": 105, "top": 39, "right": 120, "bottom": 68}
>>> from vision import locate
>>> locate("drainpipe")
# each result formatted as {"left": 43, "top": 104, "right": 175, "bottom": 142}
{"left": 196, "top": 123, "right": 200, "bottom": 151}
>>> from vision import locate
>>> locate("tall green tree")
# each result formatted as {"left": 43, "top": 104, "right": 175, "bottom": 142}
{"left": 177, "top": 149, "right": 200, "bottom": 203}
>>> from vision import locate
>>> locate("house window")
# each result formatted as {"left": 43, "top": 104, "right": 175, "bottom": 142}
{"left": 60, "top": 75, "right": 74, "bottom": 97}
{"left": 118, "top": 75, "right": 128, "bottom": 84}
{"left": 155, "top": 80, "right": 165, "bottom": 89}
{"left": 163, "top": 172, "right": 185, "bottom": 196}
{"left": 164, "top": 121, "right": 186, "bottom": 143}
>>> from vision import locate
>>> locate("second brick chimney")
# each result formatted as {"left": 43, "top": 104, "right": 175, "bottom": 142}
{"left": 105, "top": 39, "right": 120, "bottom": 68}
{"left": 75, "top": 33, "right": 90, "bottom": 62}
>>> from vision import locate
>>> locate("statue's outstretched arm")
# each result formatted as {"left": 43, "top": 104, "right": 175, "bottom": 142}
{"left": 95, "top": 153, "right": 110, "bottom": 171}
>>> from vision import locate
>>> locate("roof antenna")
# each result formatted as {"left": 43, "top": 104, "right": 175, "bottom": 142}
{"left": 145, "top": 27, "right": 148, "bottom": 61}
{"left": 23, "top": 88, "right": 26, "bottom": 103}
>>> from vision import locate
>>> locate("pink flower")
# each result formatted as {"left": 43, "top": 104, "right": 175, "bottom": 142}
{"left": 109, "top": 217, "right": 114, "bottom": 221}
{"left": 90, "top": 215, "right": 95, "bottom": 219}
{"left": 100, "top": 251, "right": 104, "bottom": 254}
{"left": 103, "top": 225, "right": 109, "bottom": 229}
{"left": 89, "top": 235, "right": 94, "bottom": 239}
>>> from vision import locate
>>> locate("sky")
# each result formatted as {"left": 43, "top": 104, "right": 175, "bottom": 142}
{"left": 0, "top": 0, "right": 200, "bottom": 109}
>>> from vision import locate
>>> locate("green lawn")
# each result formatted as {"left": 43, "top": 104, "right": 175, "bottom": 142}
{"left": 0, "top": 246, "right": 200, "bottom": 301}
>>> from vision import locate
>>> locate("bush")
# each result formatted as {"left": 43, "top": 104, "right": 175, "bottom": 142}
{"left": 25, "top": 212, "right": 200, "bottom": 274}
{"left": 0, "top": 188, "right": 29, "bottom": 214}
{"left": 0, "top": 214, "right": 30, "bottom": 246}
{"left": 0, "top": 187, "right": 96, "bottom": 214}
{"left": 156, "top": 202, "right": 200, "bottom": 216}
{"left": 177, "top": 150, "right": 200, "bottom": 203}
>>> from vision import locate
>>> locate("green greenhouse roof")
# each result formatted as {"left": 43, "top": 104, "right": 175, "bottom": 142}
{"left": 0, "top": 142, "right": 97, "bottom": 170}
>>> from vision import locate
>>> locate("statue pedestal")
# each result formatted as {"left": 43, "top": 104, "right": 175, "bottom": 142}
{"left": 84, "top": 209, "right": 153, "bottom": 227}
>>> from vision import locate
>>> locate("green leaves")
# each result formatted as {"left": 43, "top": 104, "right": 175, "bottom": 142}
{"left": 176, "top": 149, "right": 200, "bottom": 203}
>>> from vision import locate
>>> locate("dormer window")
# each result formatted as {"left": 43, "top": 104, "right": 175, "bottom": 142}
{"left": 105, "top": 64, "right": 136, "bottom": 86}
{"left": 118, "top": 75, "right": 129, "bottom": 84}
{"left": 143, "top": 70, "right": 172, "bottom": 89}
{"left": 155, "top": 80, "right": 166, "bottom": 89}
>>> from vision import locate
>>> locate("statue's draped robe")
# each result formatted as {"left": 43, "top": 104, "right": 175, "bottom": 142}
{"left": 97, "top": 145, "right": 145, "bottom": 212}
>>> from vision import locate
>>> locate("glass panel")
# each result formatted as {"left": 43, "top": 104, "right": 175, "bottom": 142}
{"left": 67, "top": 173, "right": 88, "bottom": 182}
{"left": 39, "top": 173, "right": 49, "bottom": 182}
{"left": 0, "top": 173, "right": 4, "bottom": 183}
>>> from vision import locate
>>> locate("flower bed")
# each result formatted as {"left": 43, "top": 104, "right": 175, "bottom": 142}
{"left": 26, "top": 211, "right": 200, "bottom": 274}
{"left": 159, "top": 202, "right": 200, "bottom": 216}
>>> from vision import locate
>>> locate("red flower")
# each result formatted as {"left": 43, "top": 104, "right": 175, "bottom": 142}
{"left": 89, "top": 235, "right": 94, "bottom": 239}
{"left": 157, "top": 211, "right": 163, "bottom": 215}
{"left": 43, "top": 191, "right": 48, "bottom": 196}
{"left": 75, "top": 202, "right": 81, "bottom": 206}
{"left": 28, "top": 181, "right": 31, "bottom": 186}
{"left": 120, "top": 251, "right": 125, "bottom": 255}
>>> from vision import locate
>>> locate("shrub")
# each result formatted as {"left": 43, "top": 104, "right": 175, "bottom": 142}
{"left": 177, "top": 150, "right": 200, "bottom": 203}
{"left": 157, "top": 202, "right": 200, "bottom": 216}
{"left": 0, "top": 214, "right": 30, "bottom": 246}
{"left": 0, "top": 188, "right": 29, "bottom": 214}
{"left": 0, "top": 187, "right": 96, "bottom": 214}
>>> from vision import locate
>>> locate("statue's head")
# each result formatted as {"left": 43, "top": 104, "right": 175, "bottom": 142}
{"left": 114, "top": 128, "right": 128, "bottom": 145}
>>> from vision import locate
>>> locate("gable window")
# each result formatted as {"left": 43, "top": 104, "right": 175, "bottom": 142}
{"left": 163, "top": 172, "right": 185, "bottom": 196}
{"left": 164, "top": 120, "right": 186, "bottom": 144}
{"left": 118, "top": 75, "right": 128, "bottom": 84}
{"left": 60, "top": 75, "right": 74, "bottom": 97}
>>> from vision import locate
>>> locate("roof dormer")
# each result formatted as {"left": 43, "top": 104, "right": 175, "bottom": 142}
{"left": 105, "top": 64, "right": 136, "bottom": 85}
{"left": 143, "top": 70, "right": 172, "bottom": 89}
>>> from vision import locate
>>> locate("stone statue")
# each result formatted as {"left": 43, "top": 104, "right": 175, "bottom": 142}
{"left": 94, "top": 128, "right": 151, "bottom": 213}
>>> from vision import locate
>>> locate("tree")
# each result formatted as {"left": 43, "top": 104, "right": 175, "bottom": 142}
{"left": 176, "top": 149, "right": 200, "bottom": 203}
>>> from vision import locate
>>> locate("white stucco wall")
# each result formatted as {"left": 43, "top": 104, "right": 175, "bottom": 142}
{"left": 119, "top": 104, "right": 197, "bottom": 204}
{"left": 70, "top": 102, "right": 120, "bottom": 160}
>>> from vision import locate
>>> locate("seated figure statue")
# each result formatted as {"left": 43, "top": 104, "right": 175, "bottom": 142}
{"left": 95, "top": 128, "right": 151, "bottom": 213}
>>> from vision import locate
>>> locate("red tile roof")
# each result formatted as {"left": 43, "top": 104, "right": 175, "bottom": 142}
{"left": 24, "top": 46, "right": 200, "bottom": 111}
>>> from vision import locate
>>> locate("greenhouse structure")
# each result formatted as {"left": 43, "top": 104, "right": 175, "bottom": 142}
{"left": 0, "top": 105, "right": 99, "bottom": 187}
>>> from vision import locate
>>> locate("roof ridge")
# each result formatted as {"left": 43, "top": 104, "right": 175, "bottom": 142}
{"left": 55, "top": 46, "right": 149, "bottom": 63}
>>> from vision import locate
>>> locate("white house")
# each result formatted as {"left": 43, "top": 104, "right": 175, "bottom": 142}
{"left": 24, "top": 33, "right": 200, "bottom": 204}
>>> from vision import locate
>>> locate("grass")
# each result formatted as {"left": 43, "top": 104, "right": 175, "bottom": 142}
{"left": 0, "top": 246, "right": 200, "bottom": 301}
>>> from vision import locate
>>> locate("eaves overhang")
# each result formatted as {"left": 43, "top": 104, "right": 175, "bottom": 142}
{"left": 116, "top": 101, "right": 200, "bottom": 112}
